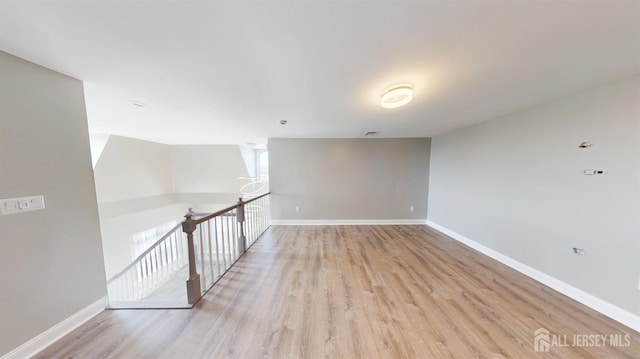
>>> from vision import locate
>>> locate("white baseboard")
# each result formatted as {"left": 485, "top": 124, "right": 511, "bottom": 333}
{"left": 426, "top": 220, "right": 640, "bottom": 333}
{"left": 271, "top": 219, "right": 427, "bottom": 226}
{"left": 2, "top": 296, "right": 106, "bottom": 359}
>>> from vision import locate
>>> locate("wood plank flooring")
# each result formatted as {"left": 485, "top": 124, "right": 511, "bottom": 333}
{"left": 37, "top": 225, "right": 639, "bottom": 358}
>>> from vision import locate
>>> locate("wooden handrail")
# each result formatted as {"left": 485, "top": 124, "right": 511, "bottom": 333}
{"left": 108, "top": 193, "right": 271, "bottom": 284}
{"left": 191, "top": 192, "right": 270, "bottom": 225}
{"left": 243, "top": 191, "right": 271, "bottom": 204}
{"left": 193, "top": 203, "right": 241, "bottom": 225}
{"left": 107, "top": 192, "right": 271, "bottom": 305}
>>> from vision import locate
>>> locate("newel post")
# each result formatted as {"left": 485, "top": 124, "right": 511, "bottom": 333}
{"left": 182, "top": 212, "right": 201, "bottom": 305}
{"left": 237, "top": 197, "right": 247, "bottom": 253}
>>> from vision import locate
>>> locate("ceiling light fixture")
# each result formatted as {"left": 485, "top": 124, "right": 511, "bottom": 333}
{"left": 380, "top": 84, "right": 413, "bottom": 109}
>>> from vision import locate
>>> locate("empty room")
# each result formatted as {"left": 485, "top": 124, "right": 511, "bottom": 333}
{"left": 0, "top": 1, "right": 638, "bottom": 358}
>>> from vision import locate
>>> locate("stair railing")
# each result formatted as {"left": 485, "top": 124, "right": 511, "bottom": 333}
{"left": 182, "top": 192, "right": 271, "bottom": 304}
{"left": 105, "top": 192, "right": 271, "bottom": 308}
{"left": 106, "top": 223, "right": 186, "bottom": 303}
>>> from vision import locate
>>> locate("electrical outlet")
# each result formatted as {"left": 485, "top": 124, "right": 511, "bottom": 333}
{"left": 582, "top": 170, "right": 608, "bottom": 175}
{"left": 295, "top": 206, "right": 300, "bottom": 212}
{"left": 409, "top": 206, "right": 414, "bottom": 212}
{"left": 572, "top": 247, "right": 586, "bottom": 256}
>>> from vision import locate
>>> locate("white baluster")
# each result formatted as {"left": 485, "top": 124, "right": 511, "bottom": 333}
{"left": 214, "top": 217, "right": 220, "bottom": 280}
{"left": 207, "top": 220, "right": 214, "bottom": 287}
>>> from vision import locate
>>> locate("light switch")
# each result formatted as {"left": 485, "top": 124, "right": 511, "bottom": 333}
{"left": 0, "top": 196, "right": 45, "bottom": 215}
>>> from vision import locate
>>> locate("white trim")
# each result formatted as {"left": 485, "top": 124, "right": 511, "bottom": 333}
{"left": 2, "top": 296, "right": 106, "bottom": 359}
{"left": 426, "top": 220, "right": 640, "bottom": 332}
{"left": 107, "top": 301, "right": 191, "bottom": 309}
{"left": 271, "top": 219, "right": 427, "bottom": 226}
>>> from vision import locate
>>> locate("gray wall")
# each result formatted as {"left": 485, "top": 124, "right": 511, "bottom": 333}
{"left": 0, "top": 51, "right": 107, "bottom": 355}
{"left": 428, "top": 76, "right": 640, "bottom": 315}
{"left": 269, "top": 138, "right": 431, "bottom": 220}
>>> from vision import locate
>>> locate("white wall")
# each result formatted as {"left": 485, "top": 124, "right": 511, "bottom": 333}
{"left": 94, "top": 141, "right": 259, "bottom": 278}
{"left": 428, "top": 76, "right": 640, "bottom": 317}
{"left": 93, "top": 135, "right": 174, "bottom": 204}
{"left": 170, "top": 145, "right": 251, "bottom": 196}
{"left": 269, "top": 138, "right": 430, "bottom": 221}
{"left": 93, "top": 136, "right": 178, "bottom": 278}
{"left": 239, "top": 145, "right": 257, "bottom": 178}
{"left": 88, "top": 133, "right": 111, "bottom": 168}
{"left": 0, "top": 51, "right": 107, "bottom": 355}
{"left": 100, "top": 204, "right": 187, "bottom": 278}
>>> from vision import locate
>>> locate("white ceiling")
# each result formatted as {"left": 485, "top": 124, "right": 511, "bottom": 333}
{"left": 1, "top": 1, "right": 638, "bottom": 147}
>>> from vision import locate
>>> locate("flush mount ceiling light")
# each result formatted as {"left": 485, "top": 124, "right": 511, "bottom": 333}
{"left": 380, "top": 84, "right": 413, "bottom": 109}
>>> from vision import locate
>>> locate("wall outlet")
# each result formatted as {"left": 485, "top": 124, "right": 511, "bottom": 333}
{"left": 409, "top": 206, "right": 414, "bottom": 212}
{"left": 295, "top": 206, "right": 300, "bottom": 212}
{"left": 572, "top": 247, "right": 587, "bottom": 256}
{"left": 582, "top": 169, "right": 608, "bottom": 175}
{"left": 1, "top": 195, "right": 46, "bottom": 215}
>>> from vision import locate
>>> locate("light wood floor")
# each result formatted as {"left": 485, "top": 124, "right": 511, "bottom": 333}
{"left": 37, "top": 225, "right": 639, "bottom": 358}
